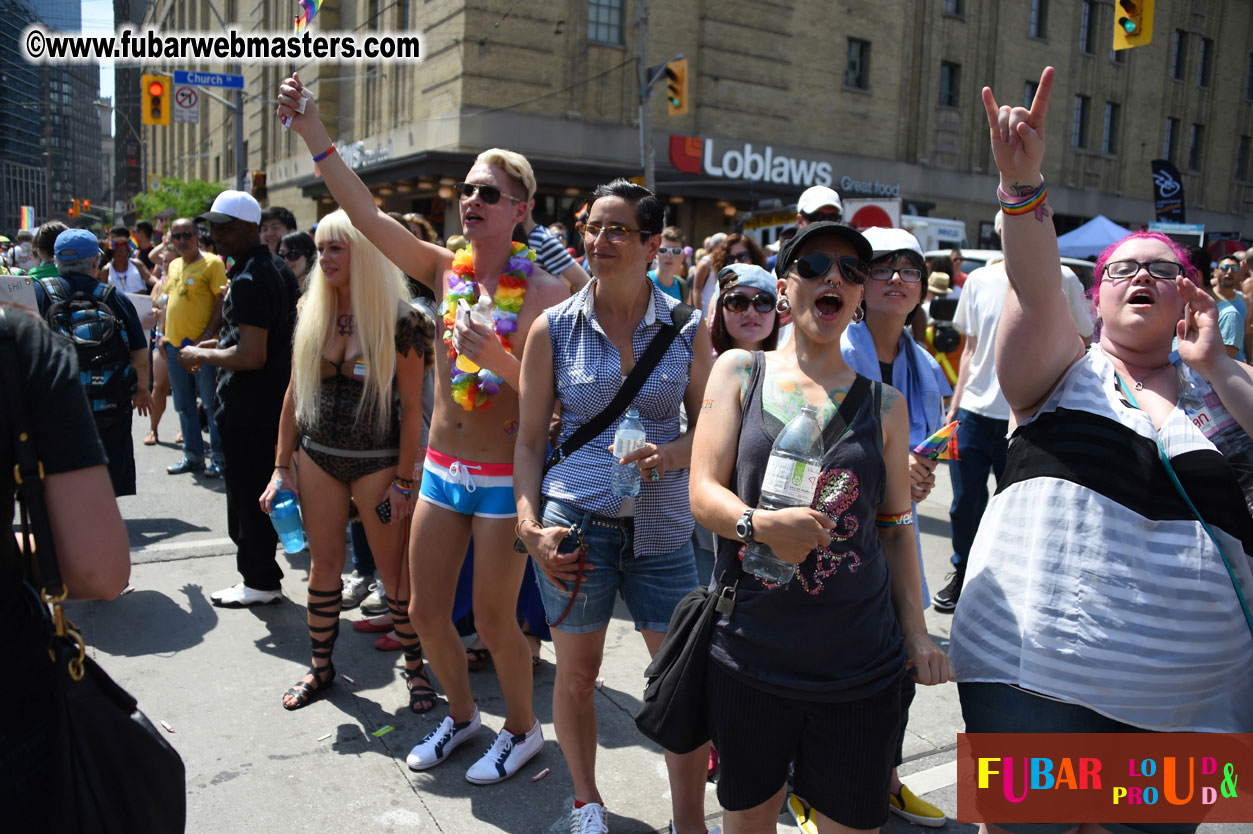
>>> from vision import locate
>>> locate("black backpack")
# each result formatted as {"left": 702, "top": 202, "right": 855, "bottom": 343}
{"left": 38, "top": 277, "right": 135, "bottom": 426}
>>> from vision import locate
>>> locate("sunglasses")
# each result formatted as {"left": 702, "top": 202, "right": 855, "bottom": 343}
{"left": 730, "top": 250, "right": 752, "bottom": 263}
{"left": 1104, "top": 260, "right": 1184, "bottom": 281}
{"left": 168, "top": 231, "right": 195, "bottom": 241}
{"left": 722, "top": 292, "right": 775, "bottom": 314}
{"left": 454, "top": 182, "right": 525, "bottom": 205}
{"left": 792, "top": 253, "right": 870, "bottom": 284}
{"left": 1218, "top": 264, "right": 1239, "bottom": 272}
{"left": 280, "top": 250, "right": 305, "bottom": 262}
{"left": 658, "top": 245, "right": 684, "bottom": 255}
{"left": 802, "top": 210, "right": 842, "bottom": 224}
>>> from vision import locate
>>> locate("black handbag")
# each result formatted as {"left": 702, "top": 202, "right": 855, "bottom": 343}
{"left": 0, "top": 309, "right": 187, "bottom": 833}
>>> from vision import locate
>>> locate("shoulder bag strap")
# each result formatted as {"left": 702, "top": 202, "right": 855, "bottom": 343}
{"left": 543, "top": 302, "right": 695, "bottom": 476}
{"left": 819, "top": 374, "right": 872, "bottom": 450}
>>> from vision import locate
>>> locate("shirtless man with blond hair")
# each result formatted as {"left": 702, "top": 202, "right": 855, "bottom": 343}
{"left": 279, "top": 74, "right": 569, "bottom": 785}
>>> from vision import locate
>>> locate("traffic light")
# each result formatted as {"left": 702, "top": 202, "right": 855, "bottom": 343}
{"left": 141, "top": 74, "right": 171, "bottom": 126}
{"left": 1113, "top": 0, "right": 1154, "bottom": 50}
{"left": 665, "top": 58, "right": 689, "bottom": 117}
{"left": 68, "top": 199, "right": 79, "bottom": 217}
{"left": 82, "top": 198, "right": 90, "bottom": 213}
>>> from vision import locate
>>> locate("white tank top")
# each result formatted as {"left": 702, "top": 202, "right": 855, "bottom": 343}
{"left": 108, "top": 260, "right": 146, "bottom": 293}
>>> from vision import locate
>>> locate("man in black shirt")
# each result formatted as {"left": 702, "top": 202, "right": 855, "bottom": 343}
{"left": 180, "top": 191, "right": 298, "bottom": 607}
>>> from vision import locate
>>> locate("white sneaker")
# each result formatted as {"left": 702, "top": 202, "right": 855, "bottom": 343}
{"left": 406, "top": 709, "right": 481, "bottom": 771}
{"left": 570, "top": 803, "right": 608, "bottom": 834}
{"left": 465, "top": 719, "right": 543, "bottom": 784}
{"left": 340, "top": 571, "right": 371, "bottom": 609}
{"left": 670, "top": 822, "right": 720, "bottom": 834}
{"left": 209, "top": 583, "right": 282, "bottom": 608}
{"left": 360, "top": 581, "right": 389, "bottom": 616}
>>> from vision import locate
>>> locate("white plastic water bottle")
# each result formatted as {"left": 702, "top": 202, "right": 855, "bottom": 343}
{"left": 611, "top": 409, "right": 647, "bottom": 498}
{"left": 1177, "top": 365, "right": 1253, "bottom": 513}
{"left": 743, "top": 404, "right": 825, "bottom": 584}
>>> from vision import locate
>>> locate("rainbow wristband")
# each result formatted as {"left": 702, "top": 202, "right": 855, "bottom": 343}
{"left": 312, "top": 143, "right": 336, "bottom": 164}
{"left": 390, "top": 479, "right": 413, "bottom": 496}
{"left": 998, "top": 180, "right": 1047, "bottom": 216}
{"left": 875, "top": 510, "right": 915, "bottom": 528}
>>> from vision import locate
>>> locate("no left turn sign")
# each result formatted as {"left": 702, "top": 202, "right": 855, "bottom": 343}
{"left": 173, "top": 85, "right": 199, "bottom": 123}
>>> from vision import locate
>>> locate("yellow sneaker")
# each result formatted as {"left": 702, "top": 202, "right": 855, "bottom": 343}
{"left": 787, "top": 794, "right": 819, "bottom": 834}
{"left": 888, "top": 784, "right": 948, "bottom": 827}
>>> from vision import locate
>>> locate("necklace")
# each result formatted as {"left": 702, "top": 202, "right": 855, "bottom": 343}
{"left": 1121, "top": 360, "right": 1171, "bottom": 391}
{"left": 441, "top": 242, "right": 534, "bottom": 410}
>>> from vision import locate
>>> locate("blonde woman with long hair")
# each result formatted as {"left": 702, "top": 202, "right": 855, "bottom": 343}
{"left": 260, "top": 210, "right": 434, "bottom": 711}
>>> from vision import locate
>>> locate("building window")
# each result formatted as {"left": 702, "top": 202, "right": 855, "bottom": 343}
{"left": 1246, "top": 54, "right": 1253, "bottom": 99}
{"left": 399, "top": 0, "right": 409, "bottom": 30}
{"left": 1171, "top": 30, "right": 1187, "bottom": 80}
{"left": 587, "top": 0, "right": 623, "bottom": 45}
{"left": 1030, "top": 0, "right": 1048, "bottom": 38}
{"left": 1237, "top": 136, "right": 1251, "bottom": 182}
{"left": 943, "top": 0, "right": 964, "bottom": 15}
{"left": 1079, "top": 1, "right": 1095, "bottom": 54}
{"left": 845, "top": 38, "right": 870, "bottom": 90}
{"left": 939, "top": 62, "right": 960, "bottom": 107}
{"left": 1102, "top": 102, "right": 1120, "bottom": 154}
{"left": 1188, "top": 123, "right": 1204, "bottom": 171}
{"left": 1164, "top": 117, "right": 1179, "bottom": 165}
{"left": 1072, "top": 95, "right": 1090, "bottom": 148}
{"left": 1024, "top": 80, "right": 1039, "bottom": 107}
{"left": 1197, "top": 37, "right": 1212, "bottom": 87}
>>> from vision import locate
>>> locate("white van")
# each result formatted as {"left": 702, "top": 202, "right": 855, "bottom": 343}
{"left": 902, "top": 216, "right": 968, "bottom": 251}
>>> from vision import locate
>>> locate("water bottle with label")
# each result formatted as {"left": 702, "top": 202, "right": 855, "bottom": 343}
{"left": 454, "top": 297, "right": 495, "bottom": 373}
{"left": 269, "top": 489, "right": 307, "bottom": 554}
{"left": 1177, "top": 364, "right": 1253, "bottom": 513}
{"left": 743, "top": 404, "right": 825, "bottom": 584}
{"left": 611, "top": 409, "right": 647, "bottom": 498}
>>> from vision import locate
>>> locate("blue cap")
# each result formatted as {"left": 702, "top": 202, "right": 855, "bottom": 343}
{"left": 54, "top": 228, "right": 101, "bottom": 260}
{"left": 717, "top": 263, "right": 777, "bottom": 299}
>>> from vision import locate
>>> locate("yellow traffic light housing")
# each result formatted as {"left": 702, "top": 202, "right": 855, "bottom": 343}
{"left": 142, "top": 74, "right": 171, "bottom": 126}
{"left": 68, "top": 199, "right": 79, "bottom": 217}
{"left": 665, "top": 58, "right": 689, "bottom": 117}
{"left": 1113, "top": 0, "right": 1154, "bottom": 50}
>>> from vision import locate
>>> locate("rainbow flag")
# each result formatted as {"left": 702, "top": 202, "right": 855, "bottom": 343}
{"left": 18, "top": 206, "right": 34, "bottom": 231}
{"left": 912, "top": 420, "right": 960, "bottom": 461}
{"left": 294, "top": 0, "right": 322, "bottom": 33}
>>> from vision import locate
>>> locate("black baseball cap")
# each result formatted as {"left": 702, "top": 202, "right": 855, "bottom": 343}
{"left": 775, "top": 221, "right": 873, "bottom": 279}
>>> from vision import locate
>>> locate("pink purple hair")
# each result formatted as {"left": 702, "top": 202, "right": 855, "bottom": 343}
{"left": 1090, "top": 231, "right": 1201, "bottom": 305}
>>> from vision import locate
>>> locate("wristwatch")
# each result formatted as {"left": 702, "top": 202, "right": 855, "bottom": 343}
{"left": 735, "top": 508, "right": 756, "bottom": 544}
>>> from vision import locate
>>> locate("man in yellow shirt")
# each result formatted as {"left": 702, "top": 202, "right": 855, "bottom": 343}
{"left": 163, "top": 217, "right": 228, "bottom": 476}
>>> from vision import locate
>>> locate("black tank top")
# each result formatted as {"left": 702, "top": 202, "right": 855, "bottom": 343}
{"left": 708, "top": 351, "right": 906, "bottom": 701}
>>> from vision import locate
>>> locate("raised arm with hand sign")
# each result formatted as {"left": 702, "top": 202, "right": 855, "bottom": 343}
{"left": 984, "top": 66, "right": 1087, "bottom": 416}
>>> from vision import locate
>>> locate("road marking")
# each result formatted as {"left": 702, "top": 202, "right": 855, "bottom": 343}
{"left": 133, "top": 536, "right": 235, "bottom": 554}
{"left": 903, "top": 759, "right": 959, "bottom": 795}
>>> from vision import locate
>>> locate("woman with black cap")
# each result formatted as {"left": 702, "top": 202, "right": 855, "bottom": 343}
{"left": 690, "top": 221, "right": 952, "bottom": 832}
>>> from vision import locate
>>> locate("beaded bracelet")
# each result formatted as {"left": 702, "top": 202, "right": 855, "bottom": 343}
{"left": 998, "top": 180, "right": 1047, "bottom": 216}
{"left": 312, "top": 143, "right": 336, "bottom": 164}
{"left": 875, "top": 510, "right": 915, "bottom": 528}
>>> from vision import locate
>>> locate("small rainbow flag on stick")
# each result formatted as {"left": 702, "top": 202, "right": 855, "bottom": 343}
{"left": 18, "top": 206, "right": 34, "bottom": 231}
{"left": 294, "top": 0, "right": 322, "bottom": 33}
{"left": 912, "top": 420, "right": 960, "bottom": 461}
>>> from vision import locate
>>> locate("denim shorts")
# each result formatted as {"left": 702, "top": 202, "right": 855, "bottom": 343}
{"left": 958, "top": 682, "right": 1199, "bottom": 834}
{"left": 534, "top": 497, "right": 698, "bottom": 634}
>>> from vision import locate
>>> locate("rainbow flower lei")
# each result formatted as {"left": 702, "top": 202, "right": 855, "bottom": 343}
{"left": 442, "top": 241, "right": 534, "bottom": 410}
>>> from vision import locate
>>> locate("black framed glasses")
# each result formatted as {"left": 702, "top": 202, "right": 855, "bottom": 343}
{"left": 802, "top": 210, "right": 842, "bottom": 224}
{"left": 1104, "top": 260, "right": 1184, "bottom": 281}
{"left": 454, "top": 182, "right": 525, "bottom": 205}
{"left": 793, "top": 253, "right": 870, "bottom": 285}
{"left": 580, "top": 222, "right": 650, "bottom": 243}
{"left": 869, "top": 265, "right": 924, "bottom": 283}
{"left": 658, "top": 245, "right": 684, "bottom": 255}
{"left": 722, "top": 292, "right": 775, "bottom": 314}
{"left": 280, "top": 250, "right": 304, "bottom": 262}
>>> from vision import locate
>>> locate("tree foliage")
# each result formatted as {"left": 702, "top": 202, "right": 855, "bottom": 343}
{"left": 131, "top": 179, "right": 229, "bottom": 223}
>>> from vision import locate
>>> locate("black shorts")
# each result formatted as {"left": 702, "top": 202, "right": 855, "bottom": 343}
{"left": 706, "top": 657, "right": 901, "bottom": 828}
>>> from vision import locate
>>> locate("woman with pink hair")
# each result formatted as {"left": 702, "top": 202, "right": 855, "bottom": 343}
{"left": 952, "top": 67, "right": 1253, "bottom": 829}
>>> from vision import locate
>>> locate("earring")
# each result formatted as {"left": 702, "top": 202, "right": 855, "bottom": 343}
{"left": 776, "top": 295, "right": 791, "bottom": 314}
{"left": 852, "top": 305, "right": 864, "bottom": 324}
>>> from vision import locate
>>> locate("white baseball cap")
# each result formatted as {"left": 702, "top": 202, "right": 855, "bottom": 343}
{"left": 861, "top": 226, "right": 923, "bottom": 260}
{"left": 197, "top": 190, "right": 262, "bottom": 225}
{"left": 797, "top": 185, "right": 844, "bottom": 218}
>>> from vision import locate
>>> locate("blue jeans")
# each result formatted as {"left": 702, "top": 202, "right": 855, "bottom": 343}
{"left": 947, "top": 408, "right": 1008, "bottom": 570}
{"left": 165, "top": 342, "right": 222, "bottom": 465}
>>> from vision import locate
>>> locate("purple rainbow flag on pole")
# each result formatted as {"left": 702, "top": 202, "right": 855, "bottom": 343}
{"left": 912, "top": 420, "right": 960, "bottom": 461}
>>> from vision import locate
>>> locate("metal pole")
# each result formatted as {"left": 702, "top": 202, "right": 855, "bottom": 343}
{"left": 636, "top": 0, "right": 654, "bottom": 192}
{"left": 234, "top": 67, "right": 245, "bottom": 191}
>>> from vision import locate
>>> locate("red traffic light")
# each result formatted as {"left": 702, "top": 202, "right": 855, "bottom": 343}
{"left": 148, "top": 80, "right": 164, "bottom": 96}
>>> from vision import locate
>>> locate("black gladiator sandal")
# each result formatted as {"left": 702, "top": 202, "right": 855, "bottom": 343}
{"left": 389, "top": 595, "right": 440, "bottom": 714}
{"left": 283, "top": 586, "right": 341, "bottom": 710}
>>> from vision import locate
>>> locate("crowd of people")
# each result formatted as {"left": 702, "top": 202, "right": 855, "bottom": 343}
{"left": 4, "top": 63, "right": 1252, "bottom": 834}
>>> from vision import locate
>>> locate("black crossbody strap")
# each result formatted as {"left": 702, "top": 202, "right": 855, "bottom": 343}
{"left": 543, "top": 302, "right": 695, "bottom": 476}
{"left": 0, "top": 308, "right": 63, "bottom": 593}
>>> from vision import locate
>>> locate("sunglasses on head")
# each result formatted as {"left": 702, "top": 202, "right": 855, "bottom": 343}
{"left": 454, "top": 182, "right": 525, "bottom": 205}
{"left": 658, "top": 245, "right": 684, "bottom": 255}
{"left": 792, "top": 253, "right": 870, "bottom": 284}
{"left": 722, "top": 292, "right": 775, "bottom": 314}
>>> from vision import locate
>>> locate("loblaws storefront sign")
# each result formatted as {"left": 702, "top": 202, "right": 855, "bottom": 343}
{"left": 670, "top": 135, "right": 833, "bottom": 187}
